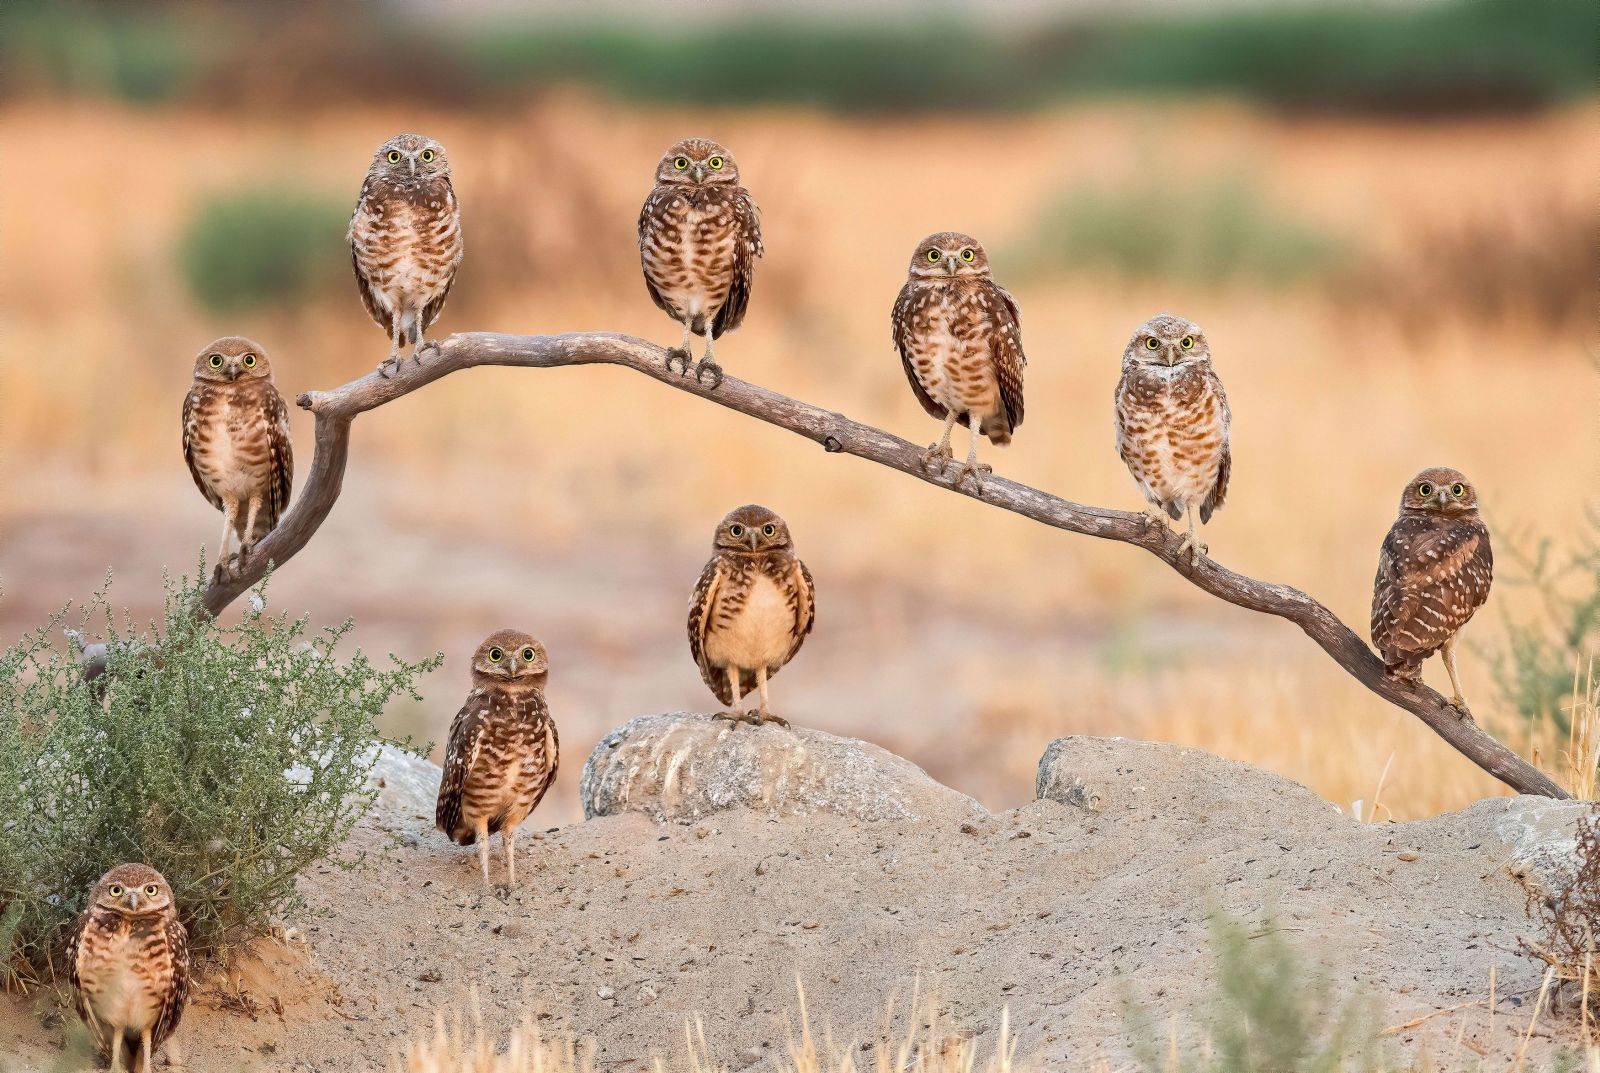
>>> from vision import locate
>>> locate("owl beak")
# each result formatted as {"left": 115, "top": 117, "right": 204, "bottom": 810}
{"left": 942, "top": 255, "right": 957, "bottom": 276}
{"left": 1435, "top": 488, "right": 1453, "bottom": 509}
{"left": 747, "top": 530, "right": 760, "bottom": 550}
{"left": 124, "top": 891, "right": 140, "bottom": 912}
{"left": 692, "top": 164, "right": 706, "bottom": 182}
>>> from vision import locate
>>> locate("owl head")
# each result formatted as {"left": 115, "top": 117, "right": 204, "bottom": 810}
{"left": 713, "top": 504, "right": 793, "bottom": 554}
{"left": 1399, "top": 467, "right": 1479, "bottom": 516}
{"left": 1124, "top": 313, "right": 1211, "bottom": 368}
{"left": 370, "top": 133, "right": 451, "bottom": 183}
{"left": 908, "top": 232, "right": 991, "bottom": 279}
{"left": 192, "top": 337, "right": 273, "bottom": 384}
{"left": 470, "top": 629, "right": 549, "bottom": 687}
{"left": 654, "top": 138, "right": 741, "bottom": 186}
{"left": 88, "top": 864, "right": 174, "bottom": 917}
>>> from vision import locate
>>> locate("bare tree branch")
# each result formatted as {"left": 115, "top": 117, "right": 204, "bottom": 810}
{"left": 82, "top": 330, "right": 1567, "bottom": 799}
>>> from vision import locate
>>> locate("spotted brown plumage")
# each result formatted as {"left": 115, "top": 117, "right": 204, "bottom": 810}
{"left": 349, "top": 133, "right": 464, "bottom": 377}
{"left": 181, "top": 336, "right": 293, "bottom": 578}
{"left": 66, "top": 864, "right": 189, "bottom": 1073}
{"left": 436, "top": 630, "right": 558, "bottom": 885}
{"left": 891, "top": 232, "right": 1025, "bottom": 491}
{"left": 638, "top": 137, "right": 763, "bottom": 388}
{"left": 687, "top": 505, "right": 815, "bottom": 727}
{"left": 1371, "top": 467, "right": 1493, "bottom": 710}
{"left": 1114, "top": 313, "right": 1231, "bottom": 562}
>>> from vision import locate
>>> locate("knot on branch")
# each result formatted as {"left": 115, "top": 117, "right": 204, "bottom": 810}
{"left": 823, "top": 435, "right": 843, "bottom": 453}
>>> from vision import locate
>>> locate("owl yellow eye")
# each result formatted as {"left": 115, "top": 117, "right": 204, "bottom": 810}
{"left": 1180, "top": 336, "right": 1194, "bottom": 349}
{"left": 707, "top": 156, "right": 724, "bottom": 170}
{"left": 520, "top": 647, "right": 536, "bottom": 662}
{"left": 673, "top": 156, "right": 689, "bottom": 171}
{"left": 1417, "top": 482, "right": 1435, "bottom": 498}
{"left": 960, "top": 248, "right": 975, "bottom": 262}
{"left": 1451, "top": 483, "right": 1466, "bottom": 497}
{"left": 108, "top": 885, "right": 125, "bottom": 897}
{"left": 487, "top": 647, "right": 503, "bottom": 663}
{"left": 242, "top": 353, "right": 257, "bottom": 368}
{"left": 1144, "top": 338, "right": 1160, "bottom": 351}
{"left": 421, "top": 149, "right": 435, "bottom": 163}
{"left": 386, "top": 150, "right": 401, "bottom": 164}
{"left": 761, "top": 523, "right": 775, "bottom": 536}
{"left": 926, "top": 249, "right": 941, "bottom": 263}
{"left": 208, "top": 354, "right": 224, "bottom": 368}
{"left": 144, "top": 884, "right": 160, "bottom": 898}
{"left": 728, "top": 523, "right": 745, "bottom": 538}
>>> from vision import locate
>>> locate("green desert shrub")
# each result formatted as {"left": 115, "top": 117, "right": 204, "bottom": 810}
{"left": 177, "top": 186, "right": 349, "bottom": 314}
{"left": 0, "top": 578, "right": 439, "bottom": 986}
{"left": 1123, "top": 910, "right": 1385, "bottom": 1072}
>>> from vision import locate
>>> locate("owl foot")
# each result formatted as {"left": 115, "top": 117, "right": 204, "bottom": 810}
{"left": 714, "top": 710, "right": 767, "bottom": 728}
{"left": 754, "top": 711, "right": 790, "bottom": 728}
{"left": 376, "top": 354, "right": 403, "bottom": 379}
{"left": 1447, "top": 695, "right": 1476, "bottom": 722}
{"left": 1140, "top": 506, "right": 1172, "bottom": 530}
{"left": 694, "top": 359, "right": 724, "bottom": 390}
{"left": 1176, "top": 533, "right": 1208, "bottom": 564}
{"left": 919, "top": 443, "right": 953, "bottom": 475}
{"left": 414, "top": 340, "right": 442, "bottom": 365}
{"left": 665, "top": 348, "right": 692, "bottom": 377}
{"left": 951, "top": 460, "right": 993, "bottom": 494}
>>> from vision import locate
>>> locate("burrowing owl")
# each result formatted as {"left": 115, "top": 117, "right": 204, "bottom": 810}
{"left": 66, "top": 864, "right": 189, "bottom": 1073}
{"left": 182, "top": 336, "right": 293, "bottom": 578}
{"left": 892, "top": 232, "right": 1026, "bottom": 492}
{"left": 1115, "top": 313, "right": 1231, "bottom": 562}
{"left": 687, "top": 505, "right": 815, "bottom": 727}
{"left": 349, "top": 133, "right": 464, "bottom": 377}
{"left": 638, "top": 137, "right": 763, "bottom": 388}
{"left": 436, "top": 630, "right": 559, "bottom": 886}
{"left": 1371, "top": 468, "right": 1493, "bottom": 710}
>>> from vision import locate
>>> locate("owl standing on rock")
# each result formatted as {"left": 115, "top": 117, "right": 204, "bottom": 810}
{"left": 436, "top": 630, "right": 559, "bottom": 886}
{"left": 688, "top": 506, "right": 815, "bottom": 727}
{"left": 1371, "top": 468, "right": 1493, "bottom": 712}
{"left": 349, "top": 133, "right": 464, "bottom": 377}
{"left": 66, "top": 864, "right": 189, "bottom": 1073}
{"left": 1115, "top": 313, "right": 1231, "bottom": 563}
{"left": 182, "top": 337, "right": 293, "bottom": 579}
{"left": 892, "top": 232, "right": 1026, "bottom": 492}
{"left": 638, "top": 138, "right": 763, "bottom": 389}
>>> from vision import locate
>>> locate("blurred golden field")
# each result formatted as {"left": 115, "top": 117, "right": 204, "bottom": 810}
{"left": 1, "top": 90, "right": 1595, "bottom": 823}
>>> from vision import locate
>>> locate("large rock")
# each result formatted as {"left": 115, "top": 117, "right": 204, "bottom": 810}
{"left": 1496, "top": 795, "right": 1595, "bottom": 894}
{"left": 581, "top": 712, "right": 988, "bottom": 825}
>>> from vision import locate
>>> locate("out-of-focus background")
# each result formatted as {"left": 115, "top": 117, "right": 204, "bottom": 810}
{"left": 2, "top": 0, "right": 1594, "bottom": 823}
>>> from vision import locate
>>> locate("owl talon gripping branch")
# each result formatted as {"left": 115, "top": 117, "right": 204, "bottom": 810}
{"left": 694, "top": 359, "right": 724, "bottom": 390}
{"left": 665, "top": 347, "right": 693, "bottom": 377}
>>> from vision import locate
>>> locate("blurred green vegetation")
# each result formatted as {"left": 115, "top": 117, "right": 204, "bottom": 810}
{"left": 3, "top": 0, "right": 1592, "bottom": 115}
{"left": 1008, "top": 175, "right": 1343, "bottom": 285}
{"left": 178, "top": 186, "right": 349, "bottom": 314}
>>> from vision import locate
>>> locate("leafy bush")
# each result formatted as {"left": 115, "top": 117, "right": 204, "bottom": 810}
{"left": 1124, "top": 910, "right": 1385, "bottom": 1072}
{"left": 177, "top": 186, "right": 349, "bottom": 314}
{"left": 3, "top": 2, "right": 208, "bottom": 104}
{"left": 0, "top": 578, "right": 438, "bottom": 986}
{"left": 1009, "top": 175, "right": 1342, "bottom": 285}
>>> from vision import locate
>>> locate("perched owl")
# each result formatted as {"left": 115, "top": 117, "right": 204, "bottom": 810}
{"left": 349, "top": 133, "right": 464, "bottom": 377}
{"left": 687, "top": 505, "right": 815, "bottom": 727}
{"left": 436, "top": 630, "right": 559, "bottom": 886}
{"left": 891, "top": 232, "right": 1026, "bottom": 492}
{"left": 1114, "top": 313, "right": 1231, "bottom": 562}
{"left": 66, "top": 864, "right": 189, "bottom": 1073}
{"left": 638, "top": 137, "right": 763, "bottom": 388}
{"left": 1371, "top": 468, "right": 1493, "bottom": 710}
{"left": 181, "top": 336, "right": 293, "bottom": 578}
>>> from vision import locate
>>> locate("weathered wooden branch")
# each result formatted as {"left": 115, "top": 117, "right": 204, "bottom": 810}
{"left": 82, "top": 330, "right": 1567, "bottom": 799}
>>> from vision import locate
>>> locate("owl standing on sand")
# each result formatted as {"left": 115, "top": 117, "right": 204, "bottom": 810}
{"left": 349, "top": 133, "right": 464, "bottom": 377}
{"left": 181, "top": 336, "right": 293, "bottom": 578}
{"left": 638, "top": 137, "right": 763, "bottom": 388}
{"left": 1371, "top": 468, "right": 1493, "bottom": 711}
{"left": 1115, "top": 313, "right": 1231, "bottom": 562}
{"left": 688, "top": 505, "right": 815, "bottom": 727}
{"left": 892, "top": 232, "right": 1026, "bottom": 492}
{"left": 66, "top": 864, "right": 189, "bottom": 1073}
{"left": 436, "top": 630, "right": 559, "bottom": 886}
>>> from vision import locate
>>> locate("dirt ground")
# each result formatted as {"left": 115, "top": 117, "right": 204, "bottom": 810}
{"left": 0, "top": 732, "right": 1583, "bottom": 1072}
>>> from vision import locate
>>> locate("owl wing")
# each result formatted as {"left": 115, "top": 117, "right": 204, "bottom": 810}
{"left": 782, "top": 557, "right": 816, "bottom": 667}
{"left": 151, "top": 915, "right": 189, "bottom": 1050}
{"left": 985, "top": 282, "right": 1026, "bottom": 434}
{"left": 1200, "top": 370, "right": 1231, "bottom": 523}
{"left": 637, "top": 189, "right": 680, "bottom": 320}
{"left": 1372, "top": 518, "right": 1493, "bottom": 669}
{"left": 419, "top": 181, "right": 462, "bottom": 333}
{"left": 262, "top": 386, "right": 295, "bottom": 534}
{"left": 64, "top": 910, "right": 97, "bottom": 1033}
{"left": 436, "top": 688, "right": 493, "bottom": 844}
{"left": 181, "top": 388, "right": 223, "bottom": 512}
{"left": 349, "top": 177, "right": 395, "bottom": 336}
{"left": 892, "top": 283, "right": 947, "bottom": 422}
{"left": 526, "top": 692, "right": 561, "bottom": 815}
{"left": 686, "top": 555, "right": 733, "bottom": 706}
{"left": 712, "top": 187, "right": 763, "bottom": 338}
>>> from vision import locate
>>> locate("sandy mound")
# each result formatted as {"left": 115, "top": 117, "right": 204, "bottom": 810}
{"left": 2, "top": 722, "right": 1586, "bottom": 1071}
